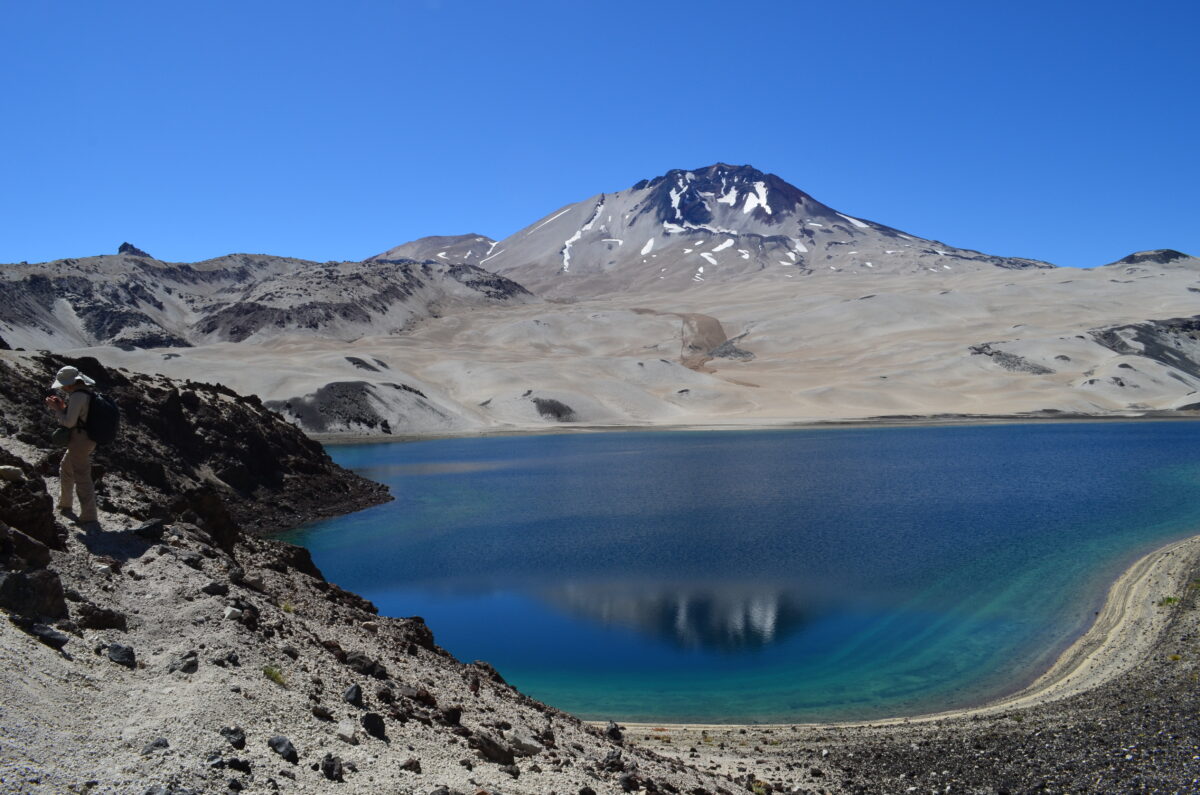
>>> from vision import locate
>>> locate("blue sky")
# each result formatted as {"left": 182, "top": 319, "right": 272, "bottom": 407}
{"left": 2, "top": 0, "right": 1196, "bottom": 267}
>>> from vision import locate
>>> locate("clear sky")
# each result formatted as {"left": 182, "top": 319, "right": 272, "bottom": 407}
{"left": 2, "top": 0, "right": 1197, "bottom": 268}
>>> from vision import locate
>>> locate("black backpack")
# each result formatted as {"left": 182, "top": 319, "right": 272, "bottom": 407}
{"left": 82, "top": 390, "right": 120, "bottom": 444}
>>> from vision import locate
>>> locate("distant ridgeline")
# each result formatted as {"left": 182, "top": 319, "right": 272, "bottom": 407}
{"left": 3, "top": 163, "right": 1199, "bottom": 439}
{"left": 0, "top": 246, "right": 534, "bottom": 350}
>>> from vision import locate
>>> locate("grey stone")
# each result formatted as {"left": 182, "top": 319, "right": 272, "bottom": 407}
{"left": 168, "top": 650, "right": 198, "bottom": 674}
{"left": 469, "top": 732, "right": 515, "bottom": 765}
{"left": 506, "top": 728, "right": 543, "bottom": 757}
{"left": 335, "top": 719, "right": 358, "bottom": 744}
{"left": 342, "top": 683, "right": 362, "bottom": 706}
{"left": 141, "top": 738, "right": 169, "bottom": 755}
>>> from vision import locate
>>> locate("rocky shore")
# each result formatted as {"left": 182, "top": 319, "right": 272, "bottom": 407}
{"left": 2, "top": 348, "right": 1199, "bottom": 794}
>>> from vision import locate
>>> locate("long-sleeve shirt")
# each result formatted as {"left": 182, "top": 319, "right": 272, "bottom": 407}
{"left": 55, "top": 390, "right": 90, "bottom": 429}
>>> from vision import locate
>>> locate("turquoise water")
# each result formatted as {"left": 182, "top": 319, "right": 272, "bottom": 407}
{"left": 284, "top": 423, "right": 1200, "bottom": 723}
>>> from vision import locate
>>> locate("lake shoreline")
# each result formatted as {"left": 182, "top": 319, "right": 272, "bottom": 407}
{"left": 612, "top": 531, "right": 1200, "bottom": 731}
{"left": 612, "top": 531, "right": 1200, "bottom": 792}
{"left": 312, "top": 411, "right": 1200, "bottom": 446}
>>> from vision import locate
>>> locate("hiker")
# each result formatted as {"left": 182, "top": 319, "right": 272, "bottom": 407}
{"left": 44, "top": 365, "right": 98, "bottom": 524}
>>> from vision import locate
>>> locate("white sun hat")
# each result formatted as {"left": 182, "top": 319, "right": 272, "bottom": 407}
{"left": 50, "top": 365, "right": 96, "bottom": 389}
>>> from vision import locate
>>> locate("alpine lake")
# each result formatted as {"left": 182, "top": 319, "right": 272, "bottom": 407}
{"left": 281, "top": 422, "right": 1200, "bottom": 724}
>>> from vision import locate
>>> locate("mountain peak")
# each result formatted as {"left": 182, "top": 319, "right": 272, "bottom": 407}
{"left": 629, "top": 163, "right": 822, "bottom": 229}
{"left": 118, "top": 242, "right": 153, "bottom": 258}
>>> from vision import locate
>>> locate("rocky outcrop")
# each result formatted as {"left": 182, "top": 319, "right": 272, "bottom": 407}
{"left": 117, "top": 242, "right": 153, "bottom": 258}
{"left": 267, "top": 381, "right": 457, "bottom": 436}
{"left": 969, "top": 342, "right": 1056, "bottom": 374}
{"left": 0, "top": 253, "right": 536, "bottom": 349}
{"left": 1109, "top": 248, "right": 1193, "bottom": 266}
{"left": 1092, "top": 315, "right": 1200, "bottom": 380}
{"left": 0, "top": 353, "right": 389, "bottom": 535}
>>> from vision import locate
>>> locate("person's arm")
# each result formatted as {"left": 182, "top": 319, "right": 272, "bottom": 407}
{"left": 60, "top": 391, "right": 87, "bottom": 428}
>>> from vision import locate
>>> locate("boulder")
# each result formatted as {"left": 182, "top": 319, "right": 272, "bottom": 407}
{"left": 0, "top": 451, "right": 63, "bottom": 550}
{"left": 0, "top": 521, "right": 51, "bottom": 569}
{"left": 0, "top": 569, "right": 67, "bottom": 618}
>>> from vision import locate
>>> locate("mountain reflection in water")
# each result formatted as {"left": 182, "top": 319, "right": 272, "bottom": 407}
{"left": 536, "top": 583, "right": 810, "bottom": 651}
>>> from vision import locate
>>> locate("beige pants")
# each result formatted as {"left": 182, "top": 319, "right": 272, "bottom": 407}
{"left": 59, "top": 430, "right": 98, "bottom": 522}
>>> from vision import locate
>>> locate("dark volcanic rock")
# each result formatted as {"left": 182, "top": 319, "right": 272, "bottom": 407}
{"left": 0, "top": 448, "right": 63, "bottom": 550}
{"left": 220, "top": 726, "right": 246, "bottom": 750}
{"left": 76, "top": 602, "right": 128, "bottom": 631}
{"left": 320, "top": 753, "right": 344, "bottom": 782}
{"left": 0, "top": 569, "right": 67, "bottom": 619}
{"left": 119, "top": 242, "right": 153, "bottom": 259}
{"left": 605, "top": 720, "right": 625, "bottom": 744}
{"left": 8, "top": 615, "right": 70, "bottom": 649}
{"left": 342, "top": 683, "right": 363, "bottom": 707}
{"left": 106, "top": 643, "right": 136, "bottom": 668}
{"left": 267, "top": 735, "right": 298, "bottom": 764}
{"left": 360, "top": 712, "right": 387, "bottom": 740}
{"left": 0, "top": 521, "right": 52, "bottom": 569}
{"left": 344, "top": 650, "right": 387, "bottom": 679}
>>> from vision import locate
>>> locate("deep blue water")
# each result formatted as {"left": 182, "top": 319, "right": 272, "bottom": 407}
{"left": 283, "top": 423, "right": 1200, "bottom": 723}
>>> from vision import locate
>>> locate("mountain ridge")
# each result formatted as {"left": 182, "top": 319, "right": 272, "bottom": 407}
{"left": 378, "top": 162, "right": 1059, "bottom": 299}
